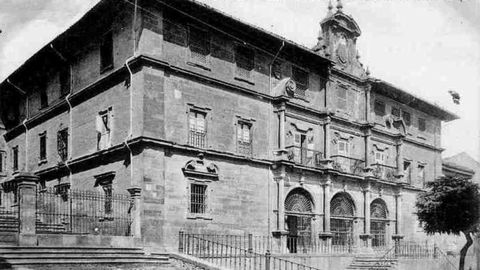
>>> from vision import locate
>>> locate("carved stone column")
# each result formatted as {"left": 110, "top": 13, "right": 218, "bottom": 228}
{"left": 324, "top": 117, "right": 331, "bottom": 159}
{"left": 392, "top": 188, "right": 404, "bottom": 246}
{"left": 272, "top": 166, "right": 288, "bottom": 253}
{"left": 279, "top": 102, "right": 286, "bottom": 150}
{"left": 360, "top": 183, "right": 372, "bottom": 248}
{"left": 396, "top": 138, "right": 404, "bottom": 179}
{"left": 127, "top": 186, "right": 142, "bottom": 239}
{"left": 319, "top": 177, "right": 332, "bottom": 247}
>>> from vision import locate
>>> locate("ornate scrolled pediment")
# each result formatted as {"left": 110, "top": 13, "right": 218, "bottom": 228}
{"left": 272, "top": 78, "right": 296, "bottom": 97}
{"left": 182, "top": 154, "right": 219, "bottom": 180}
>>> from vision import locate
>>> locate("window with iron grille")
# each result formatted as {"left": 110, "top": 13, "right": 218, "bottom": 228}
{"left": 12, "top": 146, "right": 18, "bottom": 171}
{"left": 337, "top": 140, "right": 350, "bottom": 156}
{"left": 39, "top": 132, "right": 47, "bottom": 161}
{"left": 189, "top": 26, "right": 210, "bottom": 64}
{"left": 40, "top": 88, "right": 48, "bottom": 109}
{"left": 418, "top": 118, "right": 426, "bottom": 132}
{"left": 189, "top": 110, "right": 207, "bottom": 148}
{"left": 59, "top": 64, "right": 71, "bottom": 96}
{"left": 237, "top": 122, "right": 252, "bottom": 156}
{"left": 57, "top": 128, "right": 69, "bottom": 162}
{"left": 374, "top": 100, "right": 385, "bottom": 116}
{"left": 292, "top": 66, "right": 309, "bottom": 97}
{"left": 391, "top": 107, "right": 400, "bottom": 117}
{"left": 190, "top": 183, "right": 207, "bottom": 214}
{"left": 96, "top": 108, "right": 113, "bottom": 151}
{"left": 402, "top": 111, "right": 411, "bottom": 126}
{"left": 100, "top": 31, "right": 113, "bottom": 73}
{"left": 235, "top": 45, "right": 254, "bottom": 78}
{"left": 102, "top": 184, "right": 113, "bottom": 215}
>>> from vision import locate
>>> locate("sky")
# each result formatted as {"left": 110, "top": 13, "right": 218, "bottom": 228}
{"left": 0, "top": 0, "right": 479, "bottom": 161}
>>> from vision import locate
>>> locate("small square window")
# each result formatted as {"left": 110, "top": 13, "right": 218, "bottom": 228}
{"left": 374, "top": 100, "right": 385, "bottom": 116}
{"left": 235, "top": 45, "right": 254, "bottom": 78}
{"left": 100, "top": 31, "right": 113, "bottom": 72}
{"left": 418, "top": 118, "right": 426, "bottom": 132}
{"left": 391, "top": 107, "right": 400, "bottom": 117}
{"left": 39, "top": 132, "right": 47, "bottom": 161}
{"left": 190, "top": 183, "right": 207, "bottom": 214}
{"left": 402, "top": 111, "right": 411, "bottom": 126}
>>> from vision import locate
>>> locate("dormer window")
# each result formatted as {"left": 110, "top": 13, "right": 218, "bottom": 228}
{"left": 188, "top": 26, "right": 210, "bottom": 64}
{"left": 292, "top": 66, "right": 309, "bottom": 97}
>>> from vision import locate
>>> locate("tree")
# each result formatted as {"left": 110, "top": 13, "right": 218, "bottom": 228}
{"left": 416, "top": 176, "right": 480, "bottom": 270}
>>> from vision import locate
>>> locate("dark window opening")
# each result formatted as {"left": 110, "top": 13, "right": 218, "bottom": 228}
{"left": 12, "top": 146, "right": 18, "bottom": 171}
{"left": 164, "top": 18, "right": 187, "bottom": 46}
{"left": 100, "top": 31, "right": 113, "bottom": 72}
{"left": 235, "top": 45, "right": 254, "bottom": 78}
{"left": 40, "top": 88, "right": 48, "bottom": 109}
{"left": 292, "top": 66, "right": 309, "bottom": 95}
{"left": 402, "top": 111, "right": 411, "bottom": 126}
{"left": 190, "top": 183, "right": 207, "bottom": 214}
{"left": 391, "top": 107, "right": 400, "bottom": 117}
{"left": 189, "top": 26, "right": 210, "bottom": 63}
{"left": 57, "top": 128, "right": 69, "bottom": 162}
{"left": 403, "top": 161, "right": 411, "bottom": 184}
{"left": 39, "top": 132, "right": 47, "bottom": 161}
{"left": 418, "top": 118, "right": 426, "bottom": 132}
{"left": 374, "top": 100, "right": 385, "bottom": 116}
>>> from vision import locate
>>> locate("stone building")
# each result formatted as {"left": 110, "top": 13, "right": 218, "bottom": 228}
{"left": 0, "top": 0, "right": 458, "bottom": 254}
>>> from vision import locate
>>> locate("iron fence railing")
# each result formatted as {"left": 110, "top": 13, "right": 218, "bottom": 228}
{"left": 286, "top": 146, "right": 324, "bottom": 168}
{"left": 331, "top": 155, "right": 365, "bottom": 175}
{"left": 371, "top": 163, "right": 397, "bottom": 181}
{"left": 185, "top": 233, "right": 272, "bottom": 254}
{"left": 189, "top": 130, "right": 207, "bottom": 148}
{"left": 179, "top": 232, "right": 322, "bottom": 270}
{"left": 36, "top": 187, "right": 132, "bottom": 236}
{"left": 0, "top": 189, "right": 19, "bottom": 232}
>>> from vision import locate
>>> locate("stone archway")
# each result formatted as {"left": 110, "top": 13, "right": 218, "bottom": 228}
{"left": 284, "top": 188, "right": 314, "bottom": 253}
{"left": 330, "top": 192, "right": 356, "bottom": 250}
{"left": 370, "top": 198, "right": 388, "bottom": 248}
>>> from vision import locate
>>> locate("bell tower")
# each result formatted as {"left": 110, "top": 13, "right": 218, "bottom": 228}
{"left": 313, "top": 0, "right": 366, "bottom": 78}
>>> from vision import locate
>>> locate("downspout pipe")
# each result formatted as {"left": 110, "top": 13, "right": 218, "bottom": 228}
{"left": 267, "top": 41, "right": 285, "bottom": 245}
{"left": 6, "top": 79, "right": 28, "bottom": 171}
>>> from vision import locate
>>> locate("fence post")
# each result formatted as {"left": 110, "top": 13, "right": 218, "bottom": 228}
{"left": 265, "top": 250, "right": 271, "bottom": 270}
{"left": 14, "top": 172, "right": 39, "bottom": 246}
{"left": 248, "top": 233, "right": 253, "bottom": 253}
{"left": 127, "top": 186, "right": 142, "bottom": 238}
{"left": 179, "top": 230, "right": 185, "bottom": 253}
{"left": 433, "top": 242, "right": 438, "bottom": 258}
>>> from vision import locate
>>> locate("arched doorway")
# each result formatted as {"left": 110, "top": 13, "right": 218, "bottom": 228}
{"left": 330, "top": 192, "right": 355, "bottom": 251}
{"left": 370, "top": 199, "right": 388, "bottom": 248}
{"left": 285, "top": 188, "right": 314, "bottom": 253}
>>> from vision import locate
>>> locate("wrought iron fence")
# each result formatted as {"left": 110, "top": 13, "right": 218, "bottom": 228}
{"left": 180, "top": 233, "right": 272, "bottom": 254}
{"left": 0, "top": 189, "right": 19, "bottom": 232}
{"left": 36, "top": 187, "right": 132, "bottom": 235}
{"left": 286, "top": 146, "right": 324, "bottom": 168}
{"left": 331, "top": 155, "right": 365, "bottom": 175}
{"left": 371, "top": 163, "right": 397, "bottom": 181}
{"left": 179, "top": 232, "right": 322, "bottom": 270}
{"left": 395, "top": 240, "right": 436, "bottom": 258}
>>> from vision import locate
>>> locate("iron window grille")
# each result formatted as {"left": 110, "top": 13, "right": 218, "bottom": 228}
{"left": 190, "top": 183, "right": 207, "bottom": 214}
{"left": 39, "top": 132, "right": 47, "bottom": 161}
{"left": 189, "top": 110, "right": 207, "bottom": 148}
{"left": 292, "top": 66, "right": 309, "bottom": 97}
{"left": 100, "top": 31, "right": 113, "bottom": 73}
{"left": 235, "top": 45, "right": 254, "bottom": 79}
{"left": 189, "top": 26, "right": 210, "bottom": 64}
{"left": 57, "top": 128, "right": 69, "bottom": 162}
{"left": 237, "top": 122, "right": 252, "bottom": 156}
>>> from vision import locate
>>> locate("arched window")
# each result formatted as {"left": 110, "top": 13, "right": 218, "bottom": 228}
{"left": 285, "top": 188, "right": 313, "bottom": 213}
{"left": 284, "top": 188, "right": 313, "bottom": 253}
{"left": 370, "top": 199, "right": 388, "bottom": 247}
{"left": 330, "top": 193, "right": 355, "bottom": 249}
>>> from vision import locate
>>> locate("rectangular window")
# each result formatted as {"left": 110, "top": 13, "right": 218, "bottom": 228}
{"left": 374, "top": 100, "right": 385, "bottom": 116}
{"left": 418, "top": 164, "right": 426, "bottom": 186}
{"left": 0, "top": 151, "right": 5, "bottom": 173}
{"left": 59, "top": 64, "right": 71, "bottom": 96}
{"left": 190, "top": 183, "right": 207, "bottom": 214}
{"left": 57, "top": 128, "right": 69, "bottom": 162}
{"left": 100, "top": 31, "right": 113, "bottom": 72}
{"left": 404, "top": 160, "right": 411, "bottom": 183}
{"left": 235, "top": 45, "right": 254, "bottom": 78}
{"left": 12, "top": 146, "right": 18, "bottom": 171}
{"left": 336, "top": 87, "right": 348, "bottom": 111}
{"left": 96, "top": 107, "right": 113, "bottom": 151}
{"left": 374, "top": 151, "right": 385, "bottom": 164}
{"left": 39, "top": 132, "right": 47, "bottom": 161}
{"left": 40, "top": 88, "right": 48, "bottom": 108}
{"left": 189, "top": 26, "right": 210, "bottom": 63}
{"left": 189, "top": 110, "right": 207, "bottom": 148}
{"left": 292, "top": 66, "right": 309, "bottom": 96}
{"left": 391, "top": 107, "right": 400, "bottom": 117}
{"left": 418, "top": 118, "right": 426, "bottom": 132}
{"left": 237, "top": 122, "right": 252, "bottom": 156}
{"left": 163, "top": 17, "right": 187, "bottom": 46}
{"left": 337, "top": 140, "right": 350, "bottom": 156}
{"left": 402, "top": 111, "right": 411, "bottom": 126}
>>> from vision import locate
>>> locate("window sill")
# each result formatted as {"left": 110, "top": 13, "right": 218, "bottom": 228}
{"left": 187, "top": 214, "right": 212, "bottom": 221}
{"left": 186, "top": 61, "right": 211, "bottom": 71}
{"left": 38, "top": 159, "right": 48, "bottom": 166}
{"left": 234, "top": 76, "right": 255, "bottom": 85}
